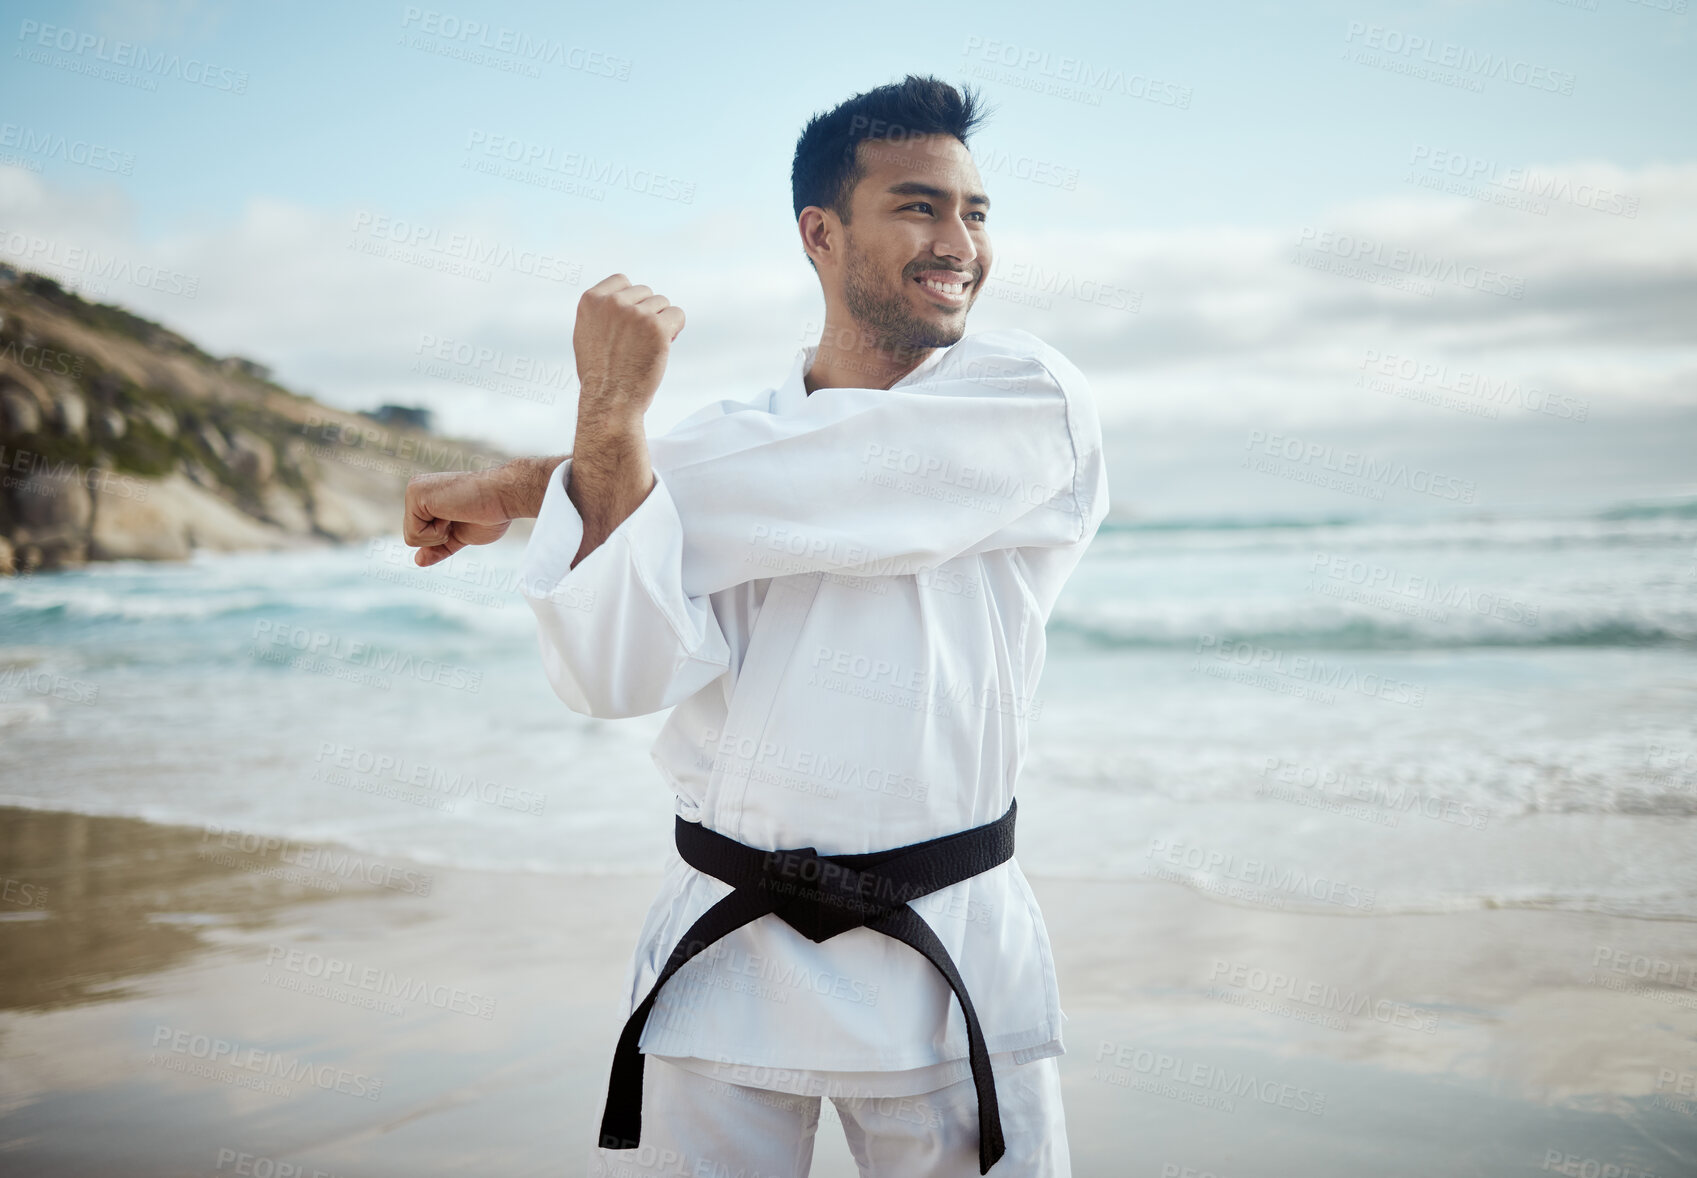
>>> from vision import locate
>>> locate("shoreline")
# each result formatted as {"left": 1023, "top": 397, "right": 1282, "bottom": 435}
{"left": 2, "top": 805, "right": 1694, "bottom": 1176}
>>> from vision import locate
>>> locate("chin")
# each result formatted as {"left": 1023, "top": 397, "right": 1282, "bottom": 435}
{"left": 920, "top": 322, "right": 966, "bottom": 348}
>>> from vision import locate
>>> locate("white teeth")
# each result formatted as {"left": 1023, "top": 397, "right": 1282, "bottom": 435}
{"left": 919, "top": 277, "right": 966, "bottom": 295}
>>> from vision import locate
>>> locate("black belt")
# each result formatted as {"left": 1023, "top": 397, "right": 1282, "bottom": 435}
{"left": 597, "top": 798, "right": 1019, "bottom": 1175}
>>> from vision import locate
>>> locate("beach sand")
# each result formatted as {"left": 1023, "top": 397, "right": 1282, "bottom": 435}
{"left": 1, "top": 806, "right": 1693, "bottom": 1177}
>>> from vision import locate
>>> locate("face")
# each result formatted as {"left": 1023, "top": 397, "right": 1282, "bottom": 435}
{"left": 824, "top": 133, "right": 993, "bottom": 351}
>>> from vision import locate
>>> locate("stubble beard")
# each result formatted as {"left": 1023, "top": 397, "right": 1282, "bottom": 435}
{"left": 840, "top": 233, "right": 969, "bottom": 354}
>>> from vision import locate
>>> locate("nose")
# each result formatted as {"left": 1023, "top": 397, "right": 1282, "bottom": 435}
{"left": 930, "top": 214, "right": 980, "bottom": 273}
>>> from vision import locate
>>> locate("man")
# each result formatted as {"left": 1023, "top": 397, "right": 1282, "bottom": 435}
{"left": 404, "top": 75, "right": 1107, "bottom": 1178}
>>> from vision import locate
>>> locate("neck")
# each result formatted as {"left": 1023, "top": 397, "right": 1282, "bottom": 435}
{"left": 803, "top": 315, "right": 938, "bottom": 394}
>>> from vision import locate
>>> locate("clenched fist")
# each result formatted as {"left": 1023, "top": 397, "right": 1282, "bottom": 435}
{"left": 404, "top": 457, "right": 566, "bottom": 566}
{"left": 404, "top": 465, "right": 525, "bottom": 567}
{"left": 573, "top": 273, "right": 686, "bottom": 424}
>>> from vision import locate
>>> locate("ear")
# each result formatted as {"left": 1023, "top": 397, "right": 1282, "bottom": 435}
{"left": 798, "top": 206, "right": 840, "bottom": 270}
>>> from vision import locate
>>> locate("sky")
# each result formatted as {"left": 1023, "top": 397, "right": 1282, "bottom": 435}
{"left": 1, "top": 0, "right": 1693, "bottom": 522}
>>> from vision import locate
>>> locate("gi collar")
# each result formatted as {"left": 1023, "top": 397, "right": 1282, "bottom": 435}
{"left": 771, "top": 337, "right": 955, "bottom": 417}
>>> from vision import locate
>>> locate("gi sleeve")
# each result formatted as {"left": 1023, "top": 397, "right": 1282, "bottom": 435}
{"left": 516, "top": 457, "right": 732, "bottom": 719}
{"left": 648, "top": 335, "right": 1108, "bottom": 598}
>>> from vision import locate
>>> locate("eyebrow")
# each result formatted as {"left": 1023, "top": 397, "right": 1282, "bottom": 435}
{"left": 885, "top": 181, "right": 991, "bottom": 211}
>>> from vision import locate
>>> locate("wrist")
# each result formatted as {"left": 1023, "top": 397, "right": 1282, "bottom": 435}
{"left": 575, "top": 391, "right": 648, "bottom": 439}
{"left": 495, "top": 455, "right": 568, "bottom": 519}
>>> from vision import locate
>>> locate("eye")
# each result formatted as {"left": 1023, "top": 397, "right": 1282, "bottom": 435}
{"left": 900, "top": 202, "right": 989, "bottom": 224}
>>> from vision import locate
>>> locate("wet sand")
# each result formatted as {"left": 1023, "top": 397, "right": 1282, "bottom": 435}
{"left": 0, "top": 806, "right": 1693, "bottom": 1177}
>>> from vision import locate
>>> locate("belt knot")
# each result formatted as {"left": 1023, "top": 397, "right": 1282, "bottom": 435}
{"left": 757, "top": 847, "right": 905, "bottom": 943}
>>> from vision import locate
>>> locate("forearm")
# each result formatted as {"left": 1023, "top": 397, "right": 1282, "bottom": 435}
{"left": 496, "top": 454, "right": 570, "bottom": 520}
{"left": 516, "top": 432, "right": 730, "bottom": 720}
{"left": 567, "top": 414, "right": 655, "bottom": 570}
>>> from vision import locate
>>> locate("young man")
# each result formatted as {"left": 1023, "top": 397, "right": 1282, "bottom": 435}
{"left": 404, "top": 75, "right": 1108, "bottom": 1178}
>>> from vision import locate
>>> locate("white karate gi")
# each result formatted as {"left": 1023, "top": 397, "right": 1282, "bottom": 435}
{"left": 517, "top": 328, "right": 1108, "bottom": 1173}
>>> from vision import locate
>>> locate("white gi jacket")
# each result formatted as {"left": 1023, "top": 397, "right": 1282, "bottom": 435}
{"left": 518, "top": 327, "right": 1109, "bottom": 1096}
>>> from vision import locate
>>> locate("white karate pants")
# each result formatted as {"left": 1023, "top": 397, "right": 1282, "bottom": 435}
{"left": 585, "top": 1053, "right": 1073, "bottom": 1178}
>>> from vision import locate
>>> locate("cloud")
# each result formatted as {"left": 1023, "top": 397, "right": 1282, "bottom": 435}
{"left": 0, "top": 158, "right": 1692, "bottom": 455}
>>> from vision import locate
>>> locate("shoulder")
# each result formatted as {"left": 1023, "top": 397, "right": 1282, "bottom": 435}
{"left": 938, "top": 329, "right": 1092, "bottom": 403}
{"left": 944, "top": 329, "right": 1099, "bottom": 443}
{"left": 646, "top": 388, "right": 774, "bottom": 473}
{"left": 664, "top": 389, "right": 771, "bottom": 433}
{"left": 953, "top": 331, "right": 1107, "bottom": 532}
{"left": 960, "top": 327, "right": 1073, "bottom": 368}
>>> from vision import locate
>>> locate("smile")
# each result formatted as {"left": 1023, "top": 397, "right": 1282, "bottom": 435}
{"left": 913, "top": 272, "right": 974, "bottom": 304}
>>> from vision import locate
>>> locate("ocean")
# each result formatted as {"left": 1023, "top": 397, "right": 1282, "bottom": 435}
{"left": 3, "top": 504, "right": 1694, "bottom": 920}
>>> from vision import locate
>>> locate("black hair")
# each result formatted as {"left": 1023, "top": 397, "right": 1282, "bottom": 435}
{"left": 791, "top": 74, "right": 991, "bottom": 228}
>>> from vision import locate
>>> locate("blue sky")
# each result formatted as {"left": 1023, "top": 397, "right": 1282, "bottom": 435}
{"left": 2, "top": 0, "right": 1693, "bottom": 519}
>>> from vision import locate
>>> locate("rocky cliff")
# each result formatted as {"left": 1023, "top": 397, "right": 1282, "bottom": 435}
{"left": 0, "top": 267, "right": 511, "bottom": 574}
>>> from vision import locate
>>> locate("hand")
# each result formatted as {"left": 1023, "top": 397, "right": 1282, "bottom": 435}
{"left": 404, "top": 466, "right": 519, "bottom": 567}
{"left": 572, "top": 273, "right": 686, "bottom": 425}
